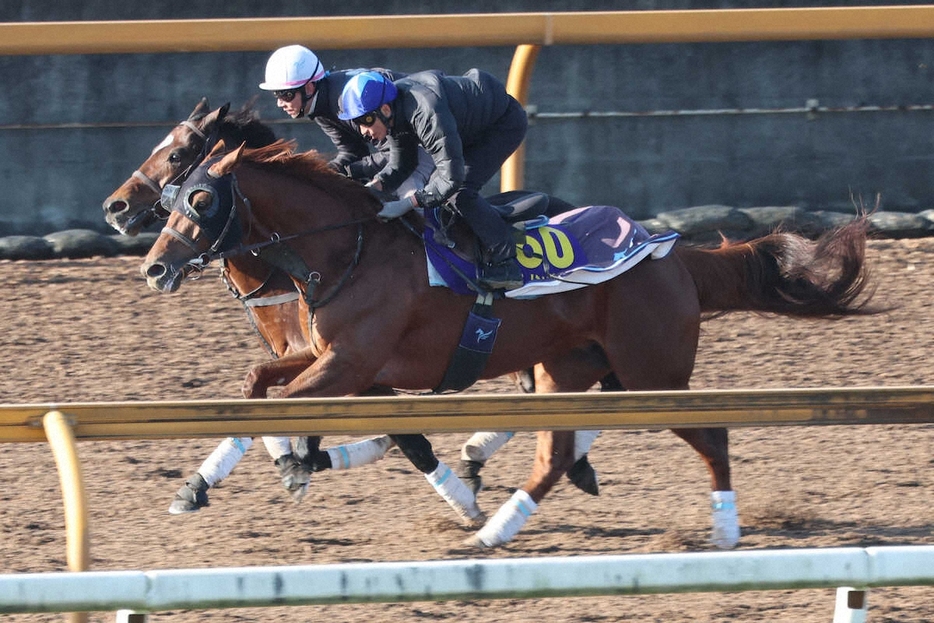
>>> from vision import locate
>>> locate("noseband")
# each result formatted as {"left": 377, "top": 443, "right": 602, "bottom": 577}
{"left": 159, "top": 161, "right": 370, "bottom": 311}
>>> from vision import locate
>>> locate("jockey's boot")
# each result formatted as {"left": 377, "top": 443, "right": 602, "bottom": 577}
{"left": 168, "top": 473, "right": 210, "bottom": 515}
{"left": 456, "top": 459, "right": 485, "bottom": 495}
{"left": 478, "top": 240, "right": 523, "bottom": 291}
{"left": 566, "top": 454, "right": 599, "bottom": 496}
{"left": 275, "top": 453, "right": 311, "bottom": 503}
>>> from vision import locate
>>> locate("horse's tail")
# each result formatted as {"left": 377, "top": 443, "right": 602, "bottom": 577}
{"left": 676, "top": 217, "right": 882, "bottom": 318}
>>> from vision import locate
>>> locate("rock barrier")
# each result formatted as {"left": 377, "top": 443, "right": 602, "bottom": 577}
{"left": 1, "top": 206, "right": 932, "bottom": 261}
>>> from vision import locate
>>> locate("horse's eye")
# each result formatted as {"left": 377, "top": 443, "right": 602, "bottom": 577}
{"left": 168, "top": 151, "right": 183, "bottom": 165}
{"left": 188, "top": 190, "right": 215, "bottom": 215}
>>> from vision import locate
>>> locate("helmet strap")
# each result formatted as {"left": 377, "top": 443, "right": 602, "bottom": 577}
{"left": 297, "top": 80, "right": 319, "bottom": 119}
{"left": 376, "top": 105, "right": 392, "bottom": 133}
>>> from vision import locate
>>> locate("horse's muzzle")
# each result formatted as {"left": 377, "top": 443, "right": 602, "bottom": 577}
{"left": 141, "top": 260, "right": 183, "bottom": 293}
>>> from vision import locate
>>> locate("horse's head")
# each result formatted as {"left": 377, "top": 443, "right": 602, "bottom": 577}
{"left": 140, "top": 144, "right": 246, "bottom": 293}
{"left": 103, "top": 98, "right": 232, "bottom": 236}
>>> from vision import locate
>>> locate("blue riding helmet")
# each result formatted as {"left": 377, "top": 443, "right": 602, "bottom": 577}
{"left": 338, "top": 71, "right": 398, "bottom": 120}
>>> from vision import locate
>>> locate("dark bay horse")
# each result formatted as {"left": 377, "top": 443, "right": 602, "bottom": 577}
{"left": 141, "top": 141, "right": 877, "bottom": 548}
{"left": 103, "top": 100, "right": 594, "bottom": 522}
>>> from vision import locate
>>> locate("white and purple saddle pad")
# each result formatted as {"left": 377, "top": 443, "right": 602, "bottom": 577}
{"left": 424, "top": 205, "right": 680, "bottom": 299}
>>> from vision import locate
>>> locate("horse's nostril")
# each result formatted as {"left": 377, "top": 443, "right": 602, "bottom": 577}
{"left": 145, "top": 263, "right": 167, "bottom": 279}
{"left": 104, "top": 199, "right": 128, "bottom": 215}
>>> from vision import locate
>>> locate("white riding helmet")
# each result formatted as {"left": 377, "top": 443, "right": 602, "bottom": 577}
{"left": 259, "top": 45, "right": 326, "bottom": 91}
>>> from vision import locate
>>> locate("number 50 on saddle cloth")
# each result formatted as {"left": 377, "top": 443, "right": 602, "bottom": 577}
{"left": 424, "top": 205, "right": 680, "bottom": 299}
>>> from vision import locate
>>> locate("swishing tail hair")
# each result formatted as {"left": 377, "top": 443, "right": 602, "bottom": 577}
{"left": 677, "top": 217, "right": 883, "bottom": 318}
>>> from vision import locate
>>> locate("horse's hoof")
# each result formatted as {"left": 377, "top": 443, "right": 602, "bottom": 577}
{"left": 462, "top": 510, "right": 487, "bottom": 529}
{"left": 168, "top": 498, "right": 202, "bottom": 515}
{"left": 462, "top": 533, "right": 491, "bottom": 549}
{"left": 168, "top": 476, "right": 209, "bottom": 515}
{"left": 288, "top": 481, "right": 310, "bottom": 504}
{"left": 567, "top": 455, "right": 599, "bottom": 496}
{"left": 276, "top": 453, "right": 311, "bottom": 502}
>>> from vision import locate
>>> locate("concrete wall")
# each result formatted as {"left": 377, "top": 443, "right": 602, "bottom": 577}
{"left": 1, "top": 1, "right": 933, "bottom": 234}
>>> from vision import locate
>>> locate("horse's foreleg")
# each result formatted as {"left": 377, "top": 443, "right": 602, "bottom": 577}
{"left": 456, "top": 432, "right": 515, "bottom": 495}
{"left": 467, "top": 430, "right": 575, "bottom": 548}
{"left": 392, "top": 434, "right": 486, "bottom": 528}
{"left": 670, "top": 427, "right": 738, "bottom": 549}
{"left": 242, "top": 349, "right": 317, "bottom": 398}
{"left": 168, "top": 436, "right": 254, "bottom": 514}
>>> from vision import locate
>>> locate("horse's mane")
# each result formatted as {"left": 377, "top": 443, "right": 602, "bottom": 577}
{"left": 192, "top": 99, "right": 278, "bottom": 148}
{"left": 237, "top": 140, "right": 381, "bottom": 214}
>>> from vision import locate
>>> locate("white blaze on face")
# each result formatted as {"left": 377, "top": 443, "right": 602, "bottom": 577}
{"left": 151, "top": 132, "right": 175, "bottom": 155}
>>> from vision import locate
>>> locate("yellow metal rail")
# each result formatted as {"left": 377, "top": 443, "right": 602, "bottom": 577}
{"left": 2, "top": 8, "right": 934, "bottom": 55}
{"left": 2, "top": 386, "right": 933, "bottom": 443}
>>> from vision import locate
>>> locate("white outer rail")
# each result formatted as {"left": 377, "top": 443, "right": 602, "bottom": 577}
{"left": 1, "top": 546, "right": 932, "bottom": 614}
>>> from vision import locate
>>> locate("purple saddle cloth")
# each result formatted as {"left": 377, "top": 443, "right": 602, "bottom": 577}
{"left": 424, "top": 205, "right": 680, "bottom": 299}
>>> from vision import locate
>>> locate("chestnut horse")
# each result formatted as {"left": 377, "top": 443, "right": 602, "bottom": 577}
{"left": 141, "top": 141, "right": 876, "bottom": 548}
{"left": 103, "top": 100, "right": 596, "bottom": 522}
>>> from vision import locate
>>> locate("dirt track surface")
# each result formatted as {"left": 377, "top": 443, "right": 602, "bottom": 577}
{"left": 0, "top": 238, "right": 932, "bottom": 623}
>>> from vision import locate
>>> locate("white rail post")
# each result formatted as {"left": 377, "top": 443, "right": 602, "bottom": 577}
{"left": 832, "top": 587, "right": 868, "bottom": 623}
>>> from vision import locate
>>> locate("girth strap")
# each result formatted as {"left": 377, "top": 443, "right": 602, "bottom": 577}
{"left": 433, "top": 293, "right": 502, "bottom": 394}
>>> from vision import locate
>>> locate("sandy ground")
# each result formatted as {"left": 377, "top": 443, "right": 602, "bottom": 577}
{"left": 0, "top": 237, "right": 931, "bottom": 622}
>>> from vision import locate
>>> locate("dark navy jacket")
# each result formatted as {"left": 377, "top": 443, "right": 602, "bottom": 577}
{"left": 377, "top": 69, "right": 515, "bottom": 208}
{"left": 307, "top": 68, "right": 404, "bottom": 170}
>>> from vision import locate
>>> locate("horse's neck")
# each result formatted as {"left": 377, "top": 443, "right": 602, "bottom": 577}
{"left": 235, "top": 165, "right": 417, "bottom": 287}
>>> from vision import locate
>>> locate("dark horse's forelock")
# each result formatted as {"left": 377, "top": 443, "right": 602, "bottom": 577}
{"left": 217, "top": 102, "right": 278, "bottom": 148}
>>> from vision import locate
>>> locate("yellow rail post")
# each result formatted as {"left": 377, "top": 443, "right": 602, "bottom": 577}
{"left": 502, "top": 44, "right": 541, "bottom": 192}
{"left": 42, "top": 410, "right": 89, "bottom": 623}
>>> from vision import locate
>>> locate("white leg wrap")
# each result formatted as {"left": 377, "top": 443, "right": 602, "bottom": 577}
{"left": 574, "top": 430, "right": 601, "bottom": 461}
{"left": 460, "top": 432, "right": 514, "bottom": 463}
{"left": 475, "top": 489, "right": 538, "bottom": 547}
{"left": 261, "top": 436, "right": 293, "bottom": 461}
{"left": 199, "top": 437, "right": 253, "bottom": 487}
{"left": 326, "top": 436, "right": 393, "bottom": 470}
{"left": 426, "top": 461, "right": 485, "bottom": 524}
{"left": 710, "top": 490, "right": 740, "bottom": 549}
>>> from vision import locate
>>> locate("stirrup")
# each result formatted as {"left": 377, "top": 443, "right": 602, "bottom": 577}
{"left": 478, "top": 260, "right": 523, "bottom": 291}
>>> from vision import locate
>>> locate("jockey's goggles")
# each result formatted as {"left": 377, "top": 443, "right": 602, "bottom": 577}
{"left": 273, "top": 87, "right": 302, "bottom": 102}
{"left": 353, "top": 112, "right": 379, "bottom": 128}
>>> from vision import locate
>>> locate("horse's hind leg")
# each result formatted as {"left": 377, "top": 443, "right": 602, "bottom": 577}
{"left": 392, "top": 434, "right": 486, "bottom": 528}
{"left": 670, "top": 427, "right": 739, "bottom": 549}
{"left": 467, "top": 357, "right": 601, "bottom": 548}
{"left": 458, "top": 362, "right": 607, "bottom": 498}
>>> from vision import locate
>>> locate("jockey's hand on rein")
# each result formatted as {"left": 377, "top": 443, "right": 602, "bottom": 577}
{"left": 377, "top": 196, "right": 418, "bottom": 221}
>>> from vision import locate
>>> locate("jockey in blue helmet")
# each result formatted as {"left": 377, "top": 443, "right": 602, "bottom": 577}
{"left": 339, "top": 69, "right": 527, "bottom": 292}
{"left": 259, "top": 45, "right": 431, "bottom": 192}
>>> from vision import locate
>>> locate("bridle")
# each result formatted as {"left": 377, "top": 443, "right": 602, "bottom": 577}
{"left": 161, "top": 164, "right": 371, "bottom": 311}
{"left": 133, "top": 118, "right": 223, "bottom": 223}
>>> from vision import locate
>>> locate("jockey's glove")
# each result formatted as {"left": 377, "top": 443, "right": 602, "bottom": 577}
{"left": 377, "top": 195, "right": 418, "bottom": 221}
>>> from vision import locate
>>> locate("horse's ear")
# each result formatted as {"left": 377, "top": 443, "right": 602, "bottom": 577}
{"left": 190, "top": 97, "right": 210, "bottom": 121}
{"left": 201, "top": 103, "right": 230, "bottom": 133}
{"left": 208, "top": 142, "right": 245, "bottom": 178}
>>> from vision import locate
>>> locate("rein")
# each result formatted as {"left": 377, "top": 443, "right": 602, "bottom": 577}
{"left": 172, "top": 172, "right": 373, "bottom": 311}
